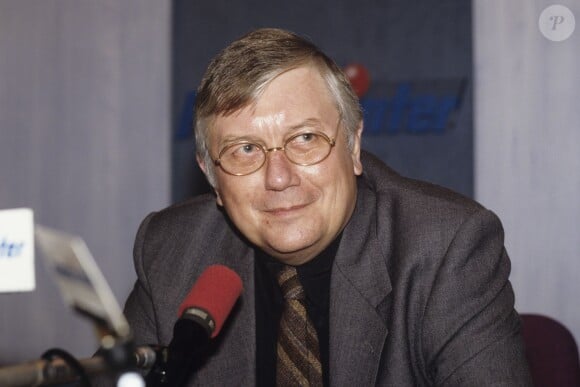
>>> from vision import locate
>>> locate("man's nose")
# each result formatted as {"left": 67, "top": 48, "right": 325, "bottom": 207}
{"left": 263, "top": 148, "right": 299, "bottom": 191}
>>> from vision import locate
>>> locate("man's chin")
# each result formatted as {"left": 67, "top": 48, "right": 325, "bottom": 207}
{"left": 261, "top": 238, "right": 321, "bottom": 265}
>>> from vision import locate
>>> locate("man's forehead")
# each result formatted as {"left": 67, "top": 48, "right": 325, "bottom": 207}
{"left": 212, "top": 115, "right": 331, "bottom": 143}
{"left": 250, "top": 112, "right": 286, "bottom": 129}
{"left": 208, "top": 65, "right": 339, "bottom": 138}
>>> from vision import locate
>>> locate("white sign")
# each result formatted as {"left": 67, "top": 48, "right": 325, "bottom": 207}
{"left": 0, "top": 208, "right": 35, "bottom": 292}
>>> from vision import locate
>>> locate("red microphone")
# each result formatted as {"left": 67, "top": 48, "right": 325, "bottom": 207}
{"left": 177, "top": 264, "right": 243, "bottom": 338}
{"left": 146, "top": 264, "right": 242, "bottom": 386}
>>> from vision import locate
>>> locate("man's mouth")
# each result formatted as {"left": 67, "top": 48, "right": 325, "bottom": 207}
{"left": 263, "top": 203, "right": 309, "bottom": 216}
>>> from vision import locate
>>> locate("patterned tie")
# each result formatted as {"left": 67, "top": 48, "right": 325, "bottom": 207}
{"left": 276, "top": 265, "right": 323, "bottom": 386}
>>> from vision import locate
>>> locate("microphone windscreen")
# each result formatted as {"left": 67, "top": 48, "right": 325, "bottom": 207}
{"left": 177, "top": 265, "right": 243, "bottom": 338}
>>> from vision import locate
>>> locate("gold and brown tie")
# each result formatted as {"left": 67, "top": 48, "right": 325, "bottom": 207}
{"left": 276, "top": 265, "right": 323, "bottom": 387}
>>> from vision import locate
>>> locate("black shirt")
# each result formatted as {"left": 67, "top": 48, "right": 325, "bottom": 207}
{"left": 254, "top": 235, "right": 341, "bottom": 387}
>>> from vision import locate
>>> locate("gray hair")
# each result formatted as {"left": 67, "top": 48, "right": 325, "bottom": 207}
{"left": 194, "top": 28, "right": 363, "bottom": 186}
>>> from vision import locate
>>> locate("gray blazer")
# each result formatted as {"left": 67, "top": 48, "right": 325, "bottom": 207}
{"left": 123, "top": 151, "right": 532, "bottom": 386}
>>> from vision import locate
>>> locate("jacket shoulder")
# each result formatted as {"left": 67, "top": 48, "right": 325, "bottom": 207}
{"left": 133, "top": 194, "right": 244, "bottom": 281}
{"left": 361, "top": 150, "right": 485, "bottom": 221}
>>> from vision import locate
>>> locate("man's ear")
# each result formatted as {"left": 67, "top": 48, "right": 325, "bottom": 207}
{"left": 351, "top": 121, "right": 363, "bottom": 176}
{"left": 196, "top": 154, "right": 223, "bottom": 206}
{"left": 196, "top": 153, "right": 209, "bottom": 177}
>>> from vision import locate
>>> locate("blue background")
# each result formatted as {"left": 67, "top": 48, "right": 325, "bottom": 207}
{"left": 171, "top": 0, "right": 473, "bottom": 201}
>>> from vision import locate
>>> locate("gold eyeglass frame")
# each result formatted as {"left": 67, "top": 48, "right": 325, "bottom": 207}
{"left": 213, "top": 127, "right": 338, "bottom": 176}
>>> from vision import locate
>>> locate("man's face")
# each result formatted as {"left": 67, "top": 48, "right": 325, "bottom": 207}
{"left": 200, "top": 65, "right": 363, "bottom": 265}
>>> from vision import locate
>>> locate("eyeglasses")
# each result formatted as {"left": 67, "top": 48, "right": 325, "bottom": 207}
{"left": 213, "top": 129, "right": 337, "bottom": 176}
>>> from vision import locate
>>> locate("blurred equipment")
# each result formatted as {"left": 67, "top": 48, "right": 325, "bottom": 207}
{"left": 0, "top": 225, "right": 139, "bottom": 386}
{"left": 0, "top": 226, "right": 243, "bottom": 387}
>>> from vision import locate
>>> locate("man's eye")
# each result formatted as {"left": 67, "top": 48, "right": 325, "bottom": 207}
{"left": 241, "top": 144, "right": 258, "bottom": 153}
{"left": 290, "top": 133, "right": 320, "bottom": 147}
{"left": 227, "top": 143, "right": 261, "bottom": 158}
{"left": 297, "top": 133, "right": 315, "bottom": 142}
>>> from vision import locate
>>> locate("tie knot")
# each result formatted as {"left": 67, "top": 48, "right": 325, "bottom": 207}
{"left": 276, "top": 266, "right": 305, "bottom": 300}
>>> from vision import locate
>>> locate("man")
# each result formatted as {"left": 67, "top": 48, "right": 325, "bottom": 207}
{"left": 124, "top": 28, "right": 532, "bottom": 385}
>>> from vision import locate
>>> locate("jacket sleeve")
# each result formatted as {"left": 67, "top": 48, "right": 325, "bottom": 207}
{"left": 420, "top": 208, "right": 533, "bottom": 386}
{"left": 123, "top": 211, "right": 160, "bottom": 347}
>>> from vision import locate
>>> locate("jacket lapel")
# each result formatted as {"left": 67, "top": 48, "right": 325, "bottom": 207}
{"left": 329, "top": 181, "right": 392, "bottom": 386}
{"left": 195, "top": 175, "right": 392, "bottom": 386}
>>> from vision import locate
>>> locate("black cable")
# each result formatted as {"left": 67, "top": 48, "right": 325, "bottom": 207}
{"left": 41, "top": 348, "right": 92, "bottom": 387}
